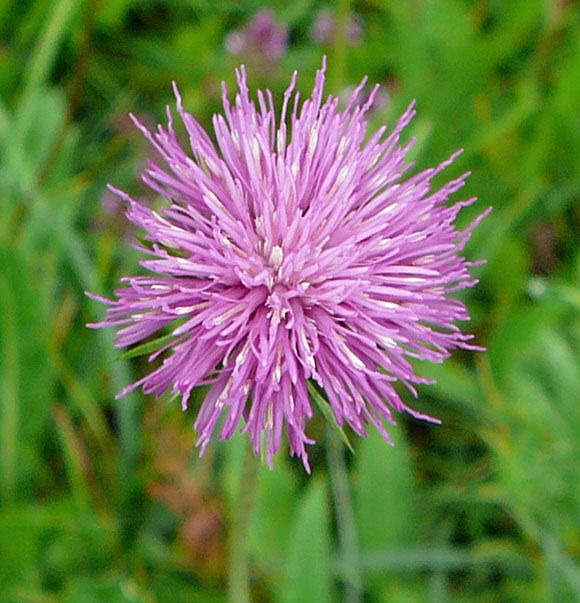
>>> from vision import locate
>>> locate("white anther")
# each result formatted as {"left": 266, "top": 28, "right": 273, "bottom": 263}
{"left": 269, "top": 245, "right": 284, "bottom": 269}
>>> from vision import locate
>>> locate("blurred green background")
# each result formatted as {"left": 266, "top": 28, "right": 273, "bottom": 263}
{"left": 1, "top": 0, "right": 580, "bottom": 601}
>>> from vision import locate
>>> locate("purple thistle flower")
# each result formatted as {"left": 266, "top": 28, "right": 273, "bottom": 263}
{"left": 89, "top": 60, "right": 489, "bottom": 472}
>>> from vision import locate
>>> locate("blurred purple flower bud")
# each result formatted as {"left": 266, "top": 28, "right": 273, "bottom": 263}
{"left": 225, "top": 9, "right": 288, "bottom": 63}
{"left": 224, "top": 31, "right": 246, "bottom": 55}
{"left": 310, "top": 9, "right": 364, "bottom": 46}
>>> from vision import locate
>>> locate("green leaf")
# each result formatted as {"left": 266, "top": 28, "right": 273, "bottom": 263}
{"left": 307, "top": 381, "right": 354, "bottom": 453}
{"left": 250, "top": 454, "right": 299, "bottom": 573}
{"left": 17, "top": 0, "right": 80, "bottom": 128}
{"left": 354, "top": 426, "right": 417, "bottom": 549}
{"left": 117, "top": 332, "right": 180, "bottom": 361}
{"left": 0, "top": 500, "right": 116, "bottom": 594}
{"left": 414, "top": 359, "right": 482, "bottom": 417}
{"left": 543, "top": 531, "right": 580, "bottom": 601}
{"left": 281, "top": 478, "right": 332, "bottom": 603}
{"left": 63, "top": 579, "right": 135, "bottom": 603}
{"left": 353, "top": 426, "right": 418, "bottom": 598}
{"left": 337, "top": 543, "right": 532, "bottom": 574}
{"left": 488, "top": 294, "right": 569, "bottom": 386}
{"left": 0, "top": 246, "right": 53, "bottom": 503}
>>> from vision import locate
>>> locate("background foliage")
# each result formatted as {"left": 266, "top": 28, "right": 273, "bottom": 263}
{"left": 1, "top": 0, "right": 580, "bottom": 601}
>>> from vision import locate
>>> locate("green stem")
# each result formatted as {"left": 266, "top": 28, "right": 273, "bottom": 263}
{"left": 228, "top": 438, "right": 261, "bottom": 603}
{"left": 327, "top": 427, "right": 363, "bottom": 602}
{"left": 0, "top": 277, "right": 18, "bottom": 505}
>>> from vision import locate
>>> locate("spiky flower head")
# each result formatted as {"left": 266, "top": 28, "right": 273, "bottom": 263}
{"left": 89, "top": 60, "right": 488, "bottom": 472}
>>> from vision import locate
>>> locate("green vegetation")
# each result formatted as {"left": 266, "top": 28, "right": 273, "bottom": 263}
{"left": 1, "top": 1, "right": 579, "bottom": 601}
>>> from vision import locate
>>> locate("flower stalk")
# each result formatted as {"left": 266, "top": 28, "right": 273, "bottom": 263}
{"left": 227, "top": 439, "right": 261, "bottom": 603}
{"left": 327, "top": 427, "right": 363, "bottom": 603}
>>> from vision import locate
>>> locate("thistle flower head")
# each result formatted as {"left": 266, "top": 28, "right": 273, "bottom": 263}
{"left": 89, "top": 60, "right": 488, "bottom": 472}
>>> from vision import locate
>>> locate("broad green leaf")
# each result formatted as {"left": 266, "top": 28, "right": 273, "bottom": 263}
{"left": 280, "top": 478, "right": 332, "bottom": 603}
{"left": 354, "top": 426, "right": 417, "bottom": 551}
{"left": 352, "top": 425, "right": 418, "bottom": 599}
{"left": 0, "top": 246, "right": 53, "bottom": 503}
{"left": 250, "top": 453, "right": 299, "bottom": 574}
